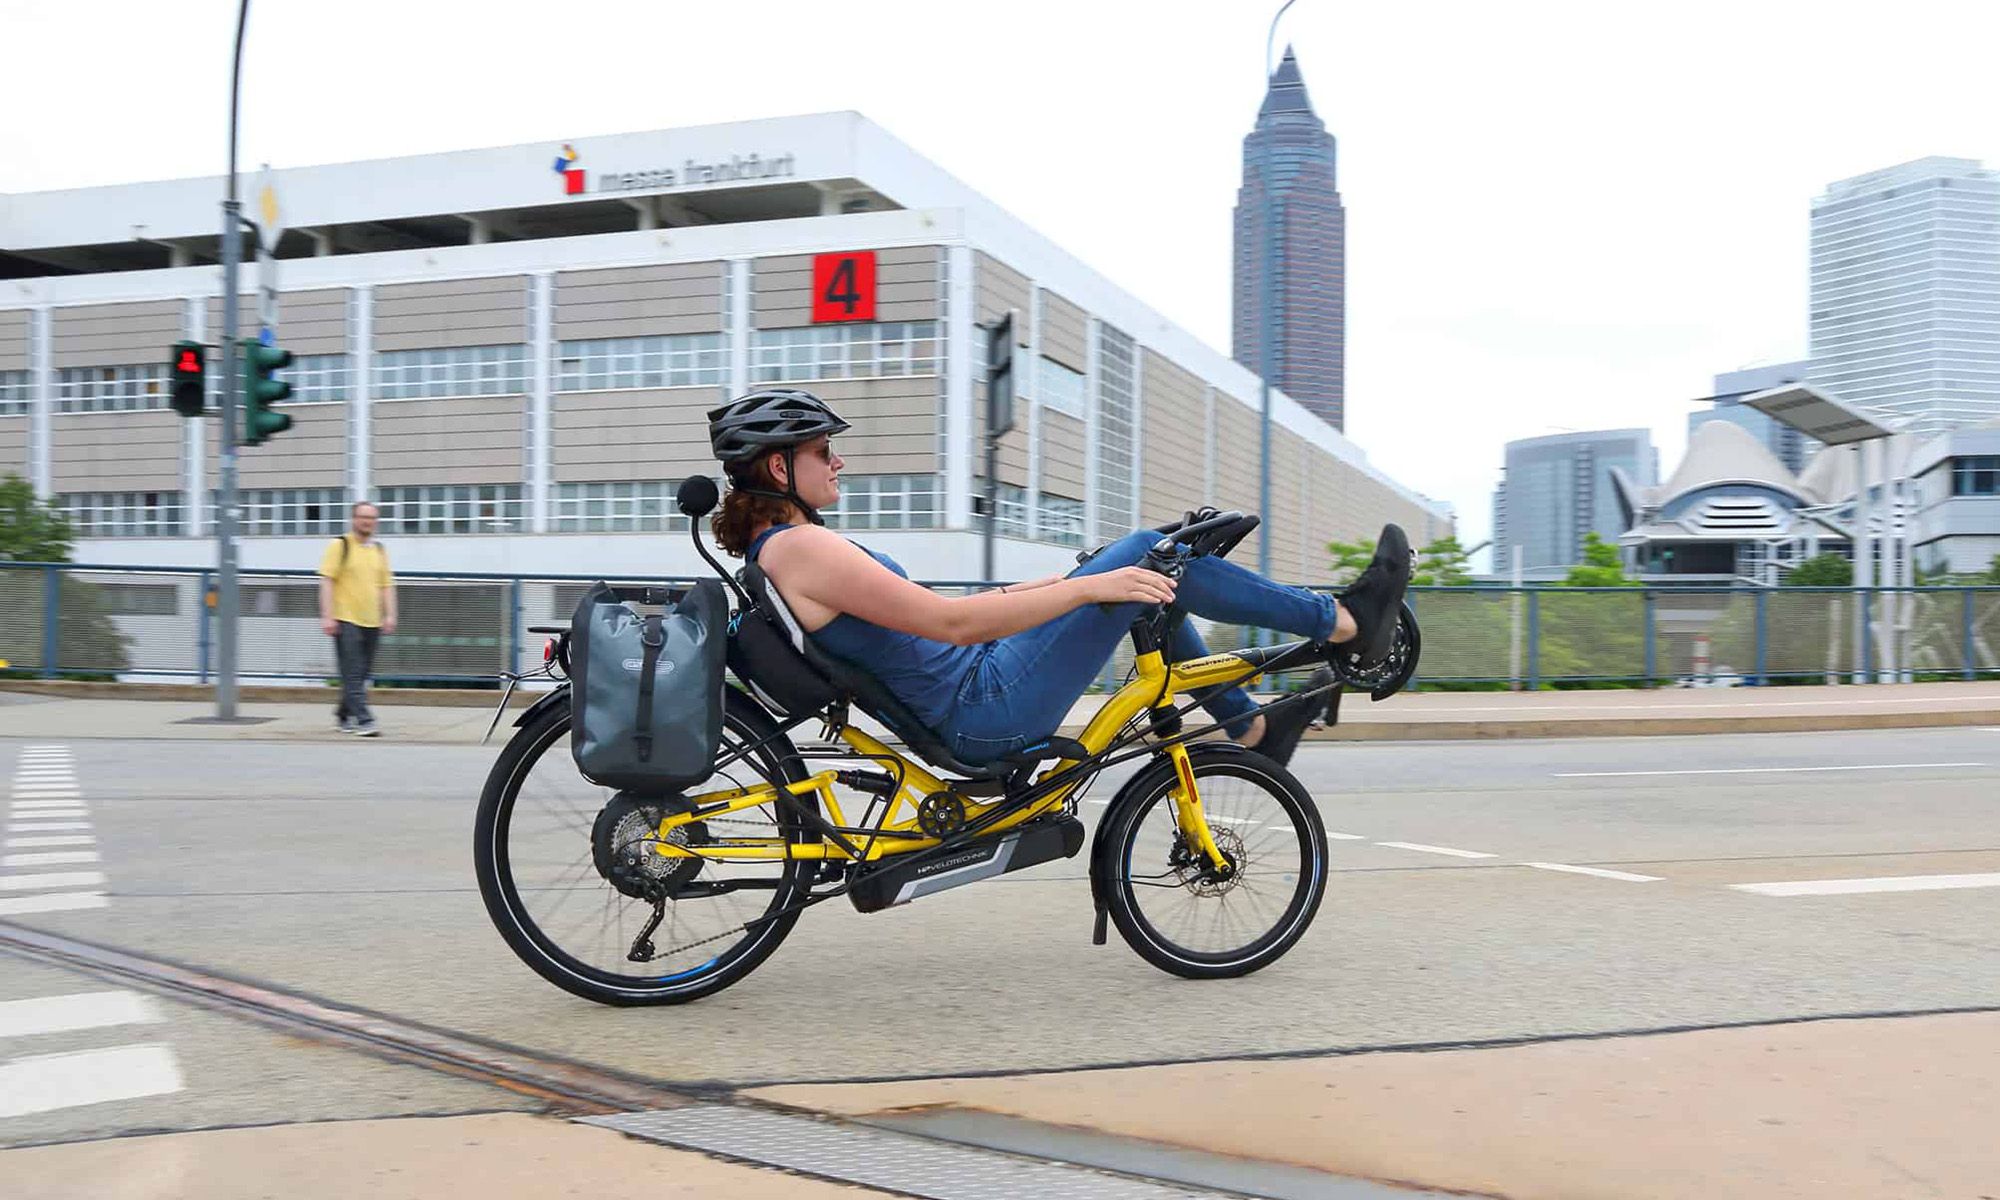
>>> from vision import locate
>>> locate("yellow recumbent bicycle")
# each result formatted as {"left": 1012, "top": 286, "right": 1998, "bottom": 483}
{"left": 474, "top": 483, "right": 1419, "bottom": 1006}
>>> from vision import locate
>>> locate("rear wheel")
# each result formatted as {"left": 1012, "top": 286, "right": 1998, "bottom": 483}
{"left": 473, "top": 688, "right": 819, "bottom": 1005}
{"left": 1103, "top": 748, "right": 1327, "bottom": 979}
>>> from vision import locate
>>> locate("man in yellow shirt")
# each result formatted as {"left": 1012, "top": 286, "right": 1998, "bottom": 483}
{"left": 318, "top": 502, "right": 398, "bottom": 736}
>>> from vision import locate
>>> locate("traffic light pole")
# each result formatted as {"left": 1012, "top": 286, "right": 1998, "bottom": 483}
{"left": 215, "top": 0, "right": 252, "bottom": 721}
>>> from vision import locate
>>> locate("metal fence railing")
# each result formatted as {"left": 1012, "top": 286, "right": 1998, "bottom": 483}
{"left": 2, "top": 563, "right": 1998, "bottom": 690}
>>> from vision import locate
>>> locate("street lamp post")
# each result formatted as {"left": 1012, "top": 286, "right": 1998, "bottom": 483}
{"left": 1258, "top": 0, "right": 1297, "bottom": 613}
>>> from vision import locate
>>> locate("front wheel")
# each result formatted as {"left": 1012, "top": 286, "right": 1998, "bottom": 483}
{"left": 1100, "top": 747, "right": 1327, "bottom": 979}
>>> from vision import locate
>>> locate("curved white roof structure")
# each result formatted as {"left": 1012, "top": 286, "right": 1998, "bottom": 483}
{"left": 1654, "top": 420, "right": 1806, "bottom": 509}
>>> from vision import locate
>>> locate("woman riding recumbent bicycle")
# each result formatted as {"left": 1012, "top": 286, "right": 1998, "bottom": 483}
{"left": 474, "top": 387, "right": 1420, "bottom": 1006}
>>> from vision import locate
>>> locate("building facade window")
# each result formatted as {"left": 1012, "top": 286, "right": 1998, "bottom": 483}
{"left": 554, "top": 335, "right": 726, "bottom": 392}
{"left": 376, "top": 484, "right": 525, "bottom": 533}
{"left": 56, "top": 364, "right": 167, "bottom": 413}
{"left": 373, "top": 345, "right": 528, "bottom": 400}
{"left": 1953, "top": 455, "right": 2000, "bottom": 496}
{"left": 988, "top": 483, "right": 1029, "bottom": 540}
{"left": 95, "top": 583, "right": 181, "bottom": 616}
{"left": 1037, "top": 356, "right": 1087, "bottom": 419}
{"left": 226, "top": 487, "right": 350, "bottom": 536}
{"left": 750, "top": 321, "right": 939, "bottom": 382}
{"left": 1094, "top": 324, "right": 1138, "bottom": 542}
{"left": 205, "top": 353, "right": 350, "bottom": 407}
{"left": 1039, "top": 493, "right": 1086, "bottom": 548}
{"left": 0, "top": 369, "right": 31, "bottom": 416}
{"left": 821, "top": 474, "right": 939, "bottom": 531}
{"left": 56, "top": 490, "right": 184, "bottom": 536}
{"left": 552, "top": 480, "right": 690, "bottom": 531}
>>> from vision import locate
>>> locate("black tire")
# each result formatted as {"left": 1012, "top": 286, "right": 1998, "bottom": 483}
{"left": 1102, "top": 748, "right": 1327, "bottom": 979}
{"left": 473, "top": 688, "right": 819, "bottom": 1006}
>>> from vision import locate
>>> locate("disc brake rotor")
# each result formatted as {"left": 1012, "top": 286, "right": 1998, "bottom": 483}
{"left": 1169, "top": 825, "right": 1248, "bottom": 898}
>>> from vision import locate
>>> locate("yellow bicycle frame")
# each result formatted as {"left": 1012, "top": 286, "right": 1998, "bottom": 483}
{"left": 650, "top": 645, "right": 1275, "bottom": 871}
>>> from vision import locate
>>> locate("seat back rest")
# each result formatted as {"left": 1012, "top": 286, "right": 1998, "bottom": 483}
{"left": 727, "top": 563, "right": 842, "bottom": 718}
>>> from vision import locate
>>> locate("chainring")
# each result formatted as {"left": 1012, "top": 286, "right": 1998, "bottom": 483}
{"left": 591, "top": 792, "right": 708, "bottom": 900}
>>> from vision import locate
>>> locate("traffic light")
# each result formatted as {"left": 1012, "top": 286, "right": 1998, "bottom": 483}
{"left": 985, "top": 310, "right": 1015, "bottom": 438}
{"left": 241, "top": 340, "right": 293, "bottom": 445}
{"left": 169, "top": 341, "right": 206, "bottom": 417}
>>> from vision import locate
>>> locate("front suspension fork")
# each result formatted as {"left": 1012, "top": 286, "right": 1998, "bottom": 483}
{"left": 1164, "top": 742, "right": 1229, "bottom": 873}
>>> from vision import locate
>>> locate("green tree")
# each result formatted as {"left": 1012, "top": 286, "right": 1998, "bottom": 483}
{"left": 0, "top": 473, "right": 130, "bottom": 677}
{"left": 1561, "top": 532, "right": 1630, "bottom": 587}
{"left": 0, "top": 472, "right": 75, "bottom": 562}
{"left": 1783, "top": 552, "right": 1852, "bottom": 587}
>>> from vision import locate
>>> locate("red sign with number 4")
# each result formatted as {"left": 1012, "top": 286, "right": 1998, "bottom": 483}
{"left": 812, "top": 251, "right": 877, "bottom": 323}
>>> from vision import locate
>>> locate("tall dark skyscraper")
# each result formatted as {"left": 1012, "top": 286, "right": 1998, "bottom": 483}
{"left": 1232, "top": 46, "right": 1347, "bottom": 429}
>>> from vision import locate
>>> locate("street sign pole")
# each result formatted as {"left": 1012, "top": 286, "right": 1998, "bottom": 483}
{"left": 215, "top": 0, "right": 251, "bottom": 720}
{"left": 218, "top": 208, "right": 242, "bottom": 719}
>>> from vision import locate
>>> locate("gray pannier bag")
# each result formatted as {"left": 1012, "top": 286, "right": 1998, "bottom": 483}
{"left": 569, "top": 579, "right": 728, "bottom": 792}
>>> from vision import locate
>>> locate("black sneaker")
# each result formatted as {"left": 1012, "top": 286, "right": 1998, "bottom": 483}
{"left": 1332, "top": 524, "right": 1412, "bottom": 669}
{"left": 1252, "top": 685, "right": 1331, "bottom": 766}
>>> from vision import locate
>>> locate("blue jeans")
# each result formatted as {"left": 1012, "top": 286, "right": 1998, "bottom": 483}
{"left": 940, "top": 530, "right": 1340, "bottom": 764}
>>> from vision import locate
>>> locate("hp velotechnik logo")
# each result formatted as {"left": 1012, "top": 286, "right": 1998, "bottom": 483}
{"left": 552, "top": 144, "right": 584, "bottom": 195}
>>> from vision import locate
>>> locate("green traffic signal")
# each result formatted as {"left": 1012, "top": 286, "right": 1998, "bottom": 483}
{"left": 169, "top": 341, "right": 206, "bottom": 417}
{"left": 241, "top": 339, "right": 293, "bottom": 445}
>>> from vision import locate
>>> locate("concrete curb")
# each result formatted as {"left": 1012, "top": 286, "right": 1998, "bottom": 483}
{"left": 1302, "top": 706, "right": 2000, "bottom": 741}
{"left": 0, "top": 679, "right": 533, "bottom": 708}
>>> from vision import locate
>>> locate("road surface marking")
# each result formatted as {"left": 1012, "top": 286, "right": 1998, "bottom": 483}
{"left": 6, "top": 822, "right": 91, "bottom": 833}
{"left": 0, "top": 1044, "right": 183, "bottom": 1119}
{"left": 1554, "top": 762, "right": 1984, "bottom": 779}
{"left": 0, "top": 892, "right": 108, "bottom": 916}
{"left": 1429, "top": 696, "right": 2000, "bottom": 714}
{"left": 12, "top": 799, "right": 85, "bottom": 809}
{"left": 1324, "top": 831, "right": 1367, "bottom": 840}
{"left": 1521, "top": 862, "right": 1664, "bottom": 882}
{"left": 7, "top": 836, "right": 94, "bottom": 848}
{"left": 0, "top": 871, "right": 106, "bottom": 891}
{"left": 0, "top": 992, "right": 161, "bottom": 1040}
{"left": 1374, "top": 841, "right": 1497, "bottom": 859}
{"left": 8, "top": 810, "right": 86, "bottom": 821}
{"left": 1731, "top": 872, "right": 2000, "bottom": 897}
{"left": 1202, "top": 814, "right": 1263, "bottom": 826}
{"left": 4, "top": 851, "right": 99, "bottom": 867}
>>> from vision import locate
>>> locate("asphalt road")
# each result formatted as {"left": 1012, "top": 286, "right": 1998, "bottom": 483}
{"left": 3, "top": 725, "right": 1998, "bottom": 1147}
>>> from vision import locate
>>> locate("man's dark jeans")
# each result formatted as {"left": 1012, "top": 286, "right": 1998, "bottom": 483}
{"left": 334, "top": 621, "right": 381, "bottom": 724}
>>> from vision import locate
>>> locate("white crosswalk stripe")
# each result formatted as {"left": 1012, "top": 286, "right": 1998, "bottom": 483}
{"left": 0, "top": 1045, "right": 183, "bottom": 1119}
{"left": 3, "top": 744, "right": 109, "bottom": 913}
{"left": 0, "top": 990, "right": 183, "bottom": 1121}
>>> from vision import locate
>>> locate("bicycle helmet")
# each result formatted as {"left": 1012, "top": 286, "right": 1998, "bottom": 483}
{"left": 708, "top": 388, "right": 850, "bottom": 464}
{"left": 706, "top": 388, "right": 851, "bottom": 525}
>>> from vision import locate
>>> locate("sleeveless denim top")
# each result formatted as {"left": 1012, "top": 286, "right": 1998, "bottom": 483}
{"left": 746, "top": 524, "right": 979, "bottom": 730}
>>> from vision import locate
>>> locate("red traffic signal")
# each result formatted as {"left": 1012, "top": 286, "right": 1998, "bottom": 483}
{"left": 169, "top": 340, "right": 206, "bottom": 417}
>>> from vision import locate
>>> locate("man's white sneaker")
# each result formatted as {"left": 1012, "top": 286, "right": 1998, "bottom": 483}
{"left": 355, "top": 720, "right": 381, "bottom": 738}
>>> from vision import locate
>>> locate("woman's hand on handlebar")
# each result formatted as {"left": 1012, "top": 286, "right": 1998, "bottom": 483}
{"left": 1080, "top": 566, "right": 1178, "bottom": 608}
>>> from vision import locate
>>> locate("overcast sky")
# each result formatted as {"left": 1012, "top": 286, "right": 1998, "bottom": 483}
{"left": 7, "top": 0, "right": 1999, "bottom": 570}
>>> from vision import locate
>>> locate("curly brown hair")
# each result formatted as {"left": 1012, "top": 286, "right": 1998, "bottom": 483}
{"left": 711, "top": 456, "right": 796, "bottom": 558}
